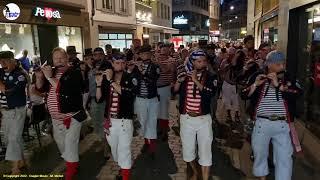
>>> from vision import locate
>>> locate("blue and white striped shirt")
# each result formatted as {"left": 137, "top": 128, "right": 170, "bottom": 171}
{"left": 257, "top": 83, "right": 286, "bottom": 117}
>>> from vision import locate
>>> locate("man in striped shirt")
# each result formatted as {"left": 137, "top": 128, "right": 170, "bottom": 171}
{"left": 155, "top": 43, "right": 177, "bottom": 141}
{"left": 174, "top": 50, "right": 218, "bottom": 180}
{"left": 241, "top": 51, "right": 303, "bottom": 180}
{"left": 0, "top": 51, "right": 28, "bottom": 175}
{"left": 95, "top": 53, "right": 138, "bottom": 180}
{"left": 134, "top": 45, "right": 160, "bottom": 155}
{"left": 41, "top": 48, "right": 86, "bottom": 180}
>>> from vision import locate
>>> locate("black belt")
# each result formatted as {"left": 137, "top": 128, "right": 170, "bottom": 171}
{"left": 257, "top": 115, "right": 286, "bottom": 121}
{"left": 187, "top": 112, "right": 201, "bottom": 117}
{"left": 157, "top": 84, "right": 171, "bottom": 88}
{"left": 110, "top": 114, "right": 120, "bottom": 119}
{"left": 137, "top": 96, "right": 157, "bottom": 99}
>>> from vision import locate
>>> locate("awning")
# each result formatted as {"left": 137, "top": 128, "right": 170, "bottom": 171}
{"left": 137, "top": 22, "right": 179, "bottom": 34}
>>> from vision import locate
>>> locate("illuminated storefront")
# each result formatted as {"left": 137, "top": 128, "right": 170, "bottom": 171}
{"left": 172, "top": 11, "right": 209, "bottom": 47}
{"left": 0, "top": 1, "right": 89, "bottom": 62}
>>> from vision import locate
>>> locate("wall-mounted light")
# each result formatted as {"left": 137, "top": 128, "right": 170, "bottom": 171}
{"left": 5, "top": 24, "right": 11, "bottom": 34}
{"left": 70, "top": 27, "right": 75, "bottom": 35}
{"left": 65, "top": 27, "right": 70, "bottom": 35}
{"left": 19, "top": 24, "right": 24, "bottom": 34}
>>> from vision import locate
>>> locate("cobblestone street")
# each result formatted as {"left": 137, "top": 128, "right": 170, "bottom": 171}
{"left": 1, "top": 101, "right": 320, "bottom": 180}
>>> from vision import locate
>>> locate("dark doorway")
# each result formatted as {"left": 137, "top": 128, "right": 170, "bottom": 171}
{"left": 37, "top": 25, "right": 58, "bottom": 65}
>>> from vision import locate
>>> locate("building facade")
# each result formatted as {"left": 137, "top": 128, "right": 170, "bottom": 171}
{"left": 87, "top": 0, "right": 136, "bottom": 51}
{"left": 135, "top": 0, "right": 179, "bottom": 45}
{"left": 209, "top": 0, "right": 220, "bottom": 42}
{"left": 247, "top": 0, "right": 320, "bottom": 138}
{"left": 220, "top": 0, "right": 247, "bottom": 41}
{"left": 0, "top": 0, "right": 89, "bottom": 62}
{"left": 172, "top": 0, "right": 210, "bottom": 47}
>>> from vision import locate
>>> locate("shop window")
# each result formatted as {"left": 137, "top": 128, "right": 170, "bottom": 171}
{"left": 99, "top": 33, "right": 133, "bottom": 52}
{"left": 57, "top": 26, "right": 83, "bottom": 60}
{"left": 0, "top": 23, "right": 35, "bottom": 59}
{"left": 287, "top": 4, "right": 320, "bottom": 138}
{"left": 109, "top": 34, "right": 118, "bottom": 39}
{"left": 126, "top": 34, "right": 133, "bottom": 39}
{"left": 118, "top": 34, "right": 126, "bottom": 39}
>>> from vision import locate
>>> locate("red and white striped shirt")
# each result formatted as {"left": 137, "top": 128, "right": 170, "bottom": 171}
{"left": 109, "top": 86, "right": 120, "bottom": 117}
{"left": 47, "top": 71, "right": 72, "bottom": 121}
{"left": 156, "top": 55, "right": 177, "bottom": 87}
{"left": 185, "top": 74, "right": 202, "bottom": 114}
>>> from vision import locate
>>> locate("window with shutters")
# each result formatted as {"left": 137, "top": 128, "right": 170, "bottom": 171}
{"left": 157, "top": 2, "right": 160, "bottom": 17}
{"left": 119, "top": 0, "right": 127, "bottom": 13}
{"left": 96, "top": 0, "right": 114, "bottom": 12}
{"left": 161, "top": 3, "right": 164, "bottom": 19}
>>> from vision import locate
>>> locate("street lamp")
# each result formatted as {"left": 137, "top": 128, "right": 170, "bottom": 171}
{"left": 229, "top": 19, "right": 232, "bottom": 22}
{"left": 230, "top": 6, "right": 234, "bottom": 10}
{"left": 235, "top": 16, "right": 238, "bottom": 19}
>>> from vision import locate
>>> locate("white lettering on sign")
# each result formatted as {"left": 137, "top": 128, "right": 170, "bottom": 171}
{"left": 34, "top": 7, "right": 61, "bottom": 20}
{"left": 173, "top": 15, "right": 188, "bottom": 25}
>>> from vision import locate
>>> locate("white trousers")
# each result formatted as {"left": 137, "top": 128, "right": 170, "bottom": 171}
{"left": 157, "top": 86, "right": 171, "bottom": 119}
{"left": 180, "top": 114, "right": 213, "bottom": 166}
{"left": 252, "top": 118, "right": 293, "bottom": 180}
{"left": 221, "top": 81, "right": 240, "bottom": 111}
{"left": 134, "top": 97, "right": 159, "bottom": 139}
{"left": 1, "top": 107, "right": 26, "bottom": 161}
{"left": 52, "top": 118, "right": 82, "bottom": 162}
{"left": 106, "top": 118, "right": 133, "bottom": 169}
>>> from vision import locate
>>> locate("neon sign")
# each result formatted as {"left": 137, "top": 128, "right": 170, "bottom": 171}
{"left": 34, "top": 7, "right": 61, "bottom": 20}
{"left": 173, "top": 15, "right": 188, "bottom": 25}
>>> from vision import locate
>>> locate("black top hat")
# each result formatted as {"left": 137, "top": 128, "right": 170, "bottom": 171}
{"left": 93, "top": 47, "right": 104, "bottom": 53}
{"left": 139, "top": 45, "right": 152, "bottom": 54}
{"left": 0, "top": 51, "right": 14, "bottom": 59}
{"left": 159, "top": 43, "right": 171, "bottom": 49}
{"left": 84, "top": 48, "right": 93, "bottom": 57}
{"left": 66, "top": 46, "right": 80, "bottom": 54}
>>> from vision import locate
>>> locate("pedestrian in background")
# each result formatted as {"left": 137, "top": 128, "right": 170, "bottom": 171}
{"left": 18, "top": 49, "right": 31, "bottom": 73}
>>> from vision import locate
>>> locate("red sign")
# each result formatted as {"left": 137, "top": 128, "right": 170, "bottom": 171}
{"left": 170, "top": 37, "right": 183, "bottom": 46}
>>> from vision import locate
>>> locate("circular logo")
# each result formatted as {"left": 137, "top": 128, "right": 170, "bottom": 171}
{"left": 3, "top": 3, "right": 20, "bottom": 20}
